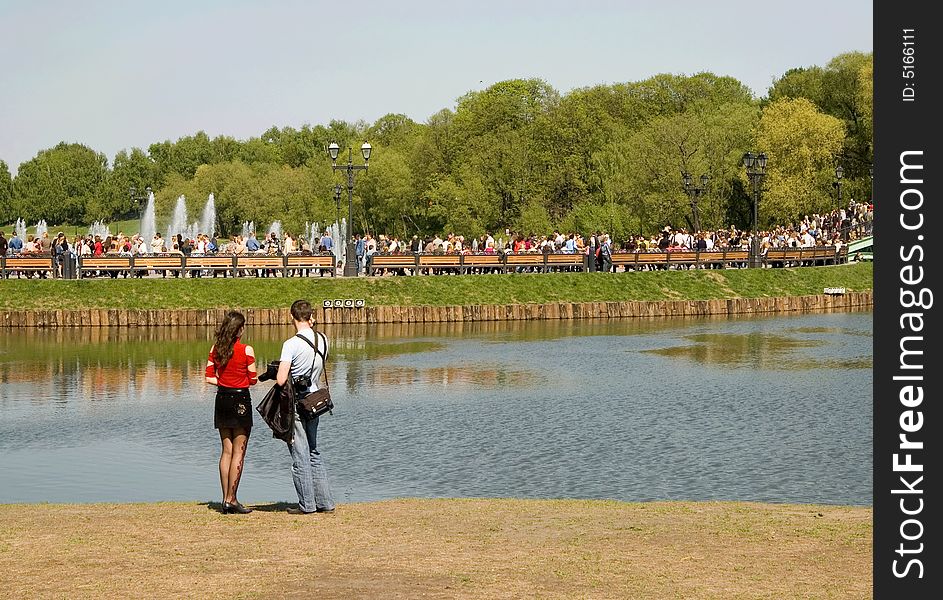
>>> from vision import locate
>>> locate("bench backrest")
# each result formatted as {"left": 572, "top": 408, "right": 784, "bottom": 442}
{"left": 545, "top": 254, "right": 584, "bottom": 266}
{"left": 235, "top": 256, "right": 285, "bottom": 268}
{"left": 3, "top": 257, "right": 54, "bottom": 269}
{"left": 370, "top": 255, "right": 415, "bottom": 267}
{"left": 134, "top": 256, "right": 184, "bottom": 269}
{"left": 80, "top": 256, "right": 132, "bottom": 269}
{"left": 418, "top": 255, "right": 461, "bottom": 267}
{"left": 285, "top": 255, "right": 334, "bottom": 268}
{"left": 186, "top": 256, "right": 235, "bottom": 269}
{"left": 504, "top": 254, "right": 544, "bottom": 265}
{"left": 462, "top": 254, "right": 502, "bottom": 266}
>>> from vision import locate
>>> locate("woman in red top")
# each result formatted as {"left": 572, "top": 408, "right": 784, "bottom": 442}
{"left": 205, "top": 310, "right": 258, "bottom": 514}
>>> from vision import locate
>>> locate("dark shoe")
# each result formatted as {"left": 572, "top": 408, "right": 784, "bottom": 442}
{"left": 316, "top": 508, "right": 336, "bottom": 514}
{"left": 286, "top": 507, "right": 316, "bottom": 515}
{"left": 222, "top": 501, "right": 252, "bottom": 514}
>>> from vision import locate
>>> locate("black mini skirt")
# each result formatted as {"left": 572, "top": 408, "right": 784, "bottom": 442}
{"left": 214, "top": 387, "right": 253, "bottom": 430}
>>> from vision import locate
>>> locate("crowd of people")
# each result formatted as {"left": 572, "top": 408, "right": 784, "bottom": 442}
{"left": 1, "top": 199, "right": 872, "bottom": 277}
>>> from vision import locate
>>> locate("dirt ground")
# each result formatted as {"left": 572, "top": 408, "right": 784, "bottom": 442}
{"left": 0, "top": 499, "right": 871, "bottom": 599}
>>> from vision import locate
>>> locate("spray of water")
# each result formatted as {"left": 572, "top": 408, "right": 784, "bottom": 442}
{"left": 199, "top": 193, "right": 216, "bottom": 236}
{"left": 140, "top": 190, "right": 156, "bottom": 243}
{"left": 88, "top": 220, "right": 111, "bottom": 239}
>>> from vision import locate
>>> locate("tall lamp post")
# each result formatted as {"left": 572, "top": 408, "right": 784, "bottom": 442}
{"left": 681, "top": 172, "right": 709, "bottom": 233}
{"left": 833, "top": 165, "right": 844, "bottom": 210}
{"left": 129, "top": 186, "right": 152, "bottom": 214}
{"left": 328, "top": 141, "right": 371, "bottom": 277}
{"left": 742, "top": 152, "right": 768, "bottom": 268}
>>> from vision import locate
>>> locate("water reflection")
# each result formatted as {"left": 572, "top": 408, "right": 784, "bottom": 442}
{"left": 645, "top": 330, "right": 871, "bottom": 371}
{"left": 0, "top": 311, "right": 873, "bottom": 506}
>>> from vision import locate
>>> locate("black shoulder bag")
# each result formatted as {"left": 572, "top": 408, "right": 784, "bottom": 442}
{"left": 295, "top": 332, "right": 333, "bottom": 418}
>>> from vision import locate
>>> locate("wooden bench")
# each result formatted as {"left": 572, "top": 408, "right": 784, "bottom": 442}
{"left": 695, "top": 251, "right": 729, "bottom": 268}
{"left": 285, "top": 254, "right": 335, "bottom": 276}
{"left": 185, "top": 255, "right": 236, "bottom": 277}
{"left": 545, "top": 253, "right": 585, "bottom": 272}
{"left": 417, "top": 254, "right": 461, "bottom": 272}
{"left": 764, "top": 248, "right": 803, "bottom": 267}
{"left": 666, "top": 251, "right": 698, "bottom": 267}
{"left": 235, "top": 255, "right": 285, "bottom": 273}
{"left": 1, "top": 255, "right": 55, "bottom": 278}
{"left": 461, "top": 253, "right": 503, "bottom": 273}
{"left": 78, "top": 256, "right": 133, "bottom": 277}
{"left": 633, "top": 252, "right": 669, "bottom": 269}
{"left": 504, "top": 253, "right": 544, "bottom": 273}
{"left": 132, "top": 255, "right": 185, "bottom": 274}
{"left": 368, "top": 254, "right": 416, "bottom": 275}
{"left": 720, "top": 250, "right": 750, "bottom": 268}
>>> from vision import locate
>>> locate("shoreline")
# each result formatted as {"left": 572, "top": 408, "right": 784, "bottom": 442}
{"left": 2, "top": 291, "right": 872, "bottom": 327}
{"left": 0, "top": 498, "right": 872, "bottom": 598}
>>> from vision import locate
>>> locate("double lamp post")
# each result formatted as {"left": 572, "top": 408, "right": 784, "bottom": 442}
{"left": 681, "top": 172, "right": 709, "bottom": 234}
{"left": 742, "top": 151, "right": 768, "bottom": 268}
{"left": 328, "top": 141, "right": 371, "bottom": 277}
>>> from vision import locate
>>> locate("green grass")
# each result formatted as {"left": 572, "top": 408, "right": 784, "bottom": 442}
{"left": 0, "top": 262, "right": 872, "bottom": 311}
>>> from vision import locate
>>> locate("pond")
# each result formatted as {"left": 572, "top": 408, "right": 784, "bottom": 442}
{"left": 0, "top": 311, "right": 872, "bottom": 506}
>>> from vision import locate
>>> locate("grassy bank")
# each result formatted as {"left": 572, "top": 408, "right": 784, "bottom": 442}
{"left": 0, "top": 263, "right": 871, "bottom": 311}
{"left": 0, "top": 499, "right": 871, "bottom": 599}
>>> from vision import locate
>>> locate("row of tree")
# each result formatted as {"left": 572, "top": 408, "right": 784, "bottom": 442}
{"left": 0, "top": 52, "right": 873, "bottom": 241}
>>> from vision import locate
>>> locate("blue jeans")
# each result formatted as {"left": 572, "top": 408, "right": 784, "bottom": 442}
{"left": 288, "top": 413, "right": 335, "bottom": 512}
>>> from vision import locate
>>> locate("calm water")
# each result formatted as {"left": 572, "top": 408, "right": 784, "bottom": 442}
{"left": 0, "top": 311, "right": 873, "bottom": 505}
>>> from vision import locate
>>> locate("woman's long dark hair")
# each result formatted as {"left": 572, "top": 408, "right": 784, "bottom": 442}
{"left": 214, "top": 311, "right": 246, "bottom": 369}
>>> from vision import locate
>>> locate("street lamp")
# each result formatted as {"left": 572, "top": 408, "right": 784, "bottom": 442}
{"left": 329, "top": 141, "right": 371, "bottom": 276}
{"left": 129, "top": 185, "right": 153, "bottom": 211}
{"left": 742, "top": 152, "right": 768, "bottom": 268}
{"left": 681, "top": 172, "right": 709, "bottom": 233}
{"left": 833, "top": 165, "right": 844, "bottom": 210}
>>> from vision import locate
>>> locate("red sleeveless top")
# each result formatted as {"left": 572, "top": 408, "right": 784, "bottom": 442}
{"left": 206, "top": 340, "right": 256, "bottom": 388}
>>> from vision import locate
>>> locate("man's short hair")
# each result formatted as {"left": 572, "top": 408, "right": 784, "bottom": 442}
{"left": 290, "top": 299, "right": 313, "bottom": 322}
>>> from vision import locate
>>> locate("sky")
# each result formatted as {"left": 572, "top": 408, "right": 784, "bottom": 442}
{"left": 0, "top": 0, "right": 872, "bottom": 174}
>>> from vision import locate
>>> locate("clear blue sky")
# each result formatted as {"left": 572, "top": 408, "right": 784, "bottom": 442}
{"left": 0, "top": 0, "right": 872, "bottom": 173}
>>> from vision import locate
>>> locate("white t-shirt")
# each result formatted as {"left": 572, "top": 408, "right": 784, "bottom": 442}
{"left": 279, "top": 328, "right": 328, "bottom": 393}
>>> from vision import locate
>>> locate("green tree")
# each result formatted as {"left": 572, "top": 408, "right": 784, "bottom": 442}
{"left": 103, "top": 148, "right": 157, "bottom": 220}
{"left": 754, "top": 98, "right": 845, "bottom": 225}
{"left": 769, "top": 52, "right": 872, "bottom": 179}
{"left": 12, "top": 143, "right": 108, "bottom": 224}
{"left": 0, "top": 160, "right": 14, "bottom": 224}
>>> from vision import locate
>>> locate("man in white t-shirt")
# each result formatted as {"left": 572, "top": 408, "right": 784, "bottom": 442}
{"left": 276, "top": 299, "right": 336, "bottom": 515}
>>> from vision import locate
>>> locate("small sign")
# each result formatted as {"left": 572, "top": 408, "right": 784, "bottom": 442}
{"left": 322, "top": 300, "right": 332, "bottom": 308}
{"left": 354, "top": 299, "right": 366, "bottom": 308}
{"left": 824, "top": 287, "right": 846, "bottom": 295}
{"left": 343, "top": 299, "right": 354, "bottom": 308}
{"left": 333, "top": 299, "right": 344, "bottom": 308}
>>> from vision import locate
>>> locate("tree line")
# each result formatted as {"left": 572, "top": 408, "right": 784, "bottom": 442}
{"left": 0, "top": 51, "right": 872, "bottom": 241}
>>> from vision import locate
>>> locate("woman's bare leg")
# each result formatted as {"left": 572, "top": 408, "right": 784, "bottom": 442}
{"left": 227, "top": 428, "right": 250, "bottom": 503}
{"left": 219, "top": 428, "right": 234, "bottom": 502}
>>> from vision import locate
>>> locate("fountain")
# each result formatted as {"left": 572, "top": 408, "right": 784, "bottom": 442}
{"left": 15, "top": 218, "right": 26, "bottom": 241}
{"left": 140, "top": 190, "right": 156, "bottom": 243}
{"left": 267, "top": 220, "right": 282, "bottom": 241}
{"left": 333, "top": 219, "right": 347, "bottom": 264}
{"left": 88, "top": 220, "right": 111, "bottom": 239}
{"left": 199, "top": 193, "right": 216, "bottom": 236}
{"left": 241, "top": 221, "right": 255, "bottom": 240}
{"left": 35, "top": 220, "right": 48, "bottom": 239}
